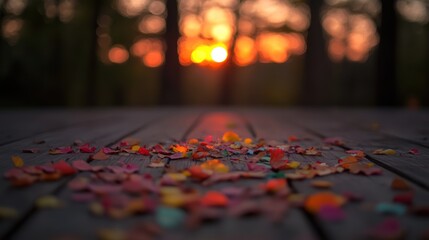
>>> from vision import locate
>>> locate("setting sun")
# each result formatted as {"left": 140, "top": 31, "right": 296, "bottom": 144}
{"left": 210, "top": 46, "right": 228, "bottom": 63}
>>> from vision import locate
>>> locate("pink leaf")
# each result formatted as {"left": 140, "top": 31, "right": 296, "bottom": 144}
{"left": 408, "top": 148, "right": 419, "bottom": 155}
{"left": 79, "top": 144, "right": 97, "bottom": 153}
{"left": 72, "top": 160, "right": 92, "bottom": 171}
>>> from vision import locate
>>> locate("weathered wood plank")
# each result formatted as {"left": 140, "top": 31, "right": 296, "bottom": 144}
{"left": 0, "top": 109, "right": 123, "bottom": 146}
{"left": 0, "top": 109, "right": 171, "bottom": 238}
{"left": 329, "top": 108, "right": 429, "bottom": 148}
{"left": 277, "top": 109, "right": 429, "bottom": 190}
{"left": 8, "top": 110, "right": 203, "bottom": 240}
{"left": 166, "top": 111, "right": 319, "bottom": 240}
{"left": 243, "top": 110, "right": 429, "bottom": 240}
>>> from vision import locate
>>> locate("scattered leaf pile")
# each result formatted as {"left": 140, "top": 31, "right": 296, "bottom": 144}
{"left": 1, "top": 131, "right": 427, "bottom": 239}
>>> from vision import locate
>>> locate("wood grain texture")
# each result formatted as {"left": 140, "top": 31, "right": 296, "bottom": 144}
{"left": 0, "top": 108, "right": 428, "bottom": 240}
{"left": 243, "top": 110, "right": 429, "bottom": 240}
{"left": 8, "top": 110, "right": 203, "bottom": 240}
{"left": 0, "top": 109, "right": 170, "bottom": 239}
{"left": 276, "top": 109, "right": 429, "bottom": 190}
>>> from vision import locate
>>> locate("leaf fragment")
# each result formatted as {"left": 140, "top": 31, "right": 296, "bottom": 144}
{"left": 11, "top": 155, "right": 24, "bottom": 167}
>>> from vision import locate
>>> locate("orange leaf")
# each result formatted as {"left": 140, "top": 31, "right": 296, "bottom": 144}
{"left": 11, "top": 156, "right": 24, "bottom": 168}
{"left": 201, "top": 191, "right": 228, "bottom": 207}
{"left": 222, "top": 131, "right": 241, "bottom": 143}
{"left": 305, "top": 192, "right": 346, "bottom": 213}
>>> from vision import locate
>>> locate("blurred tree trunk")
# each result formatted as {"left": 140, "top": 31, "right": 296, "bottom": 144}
{"left": 425, "top": 23, "right": 429, "bottom": 106}
{"left": 220, "top": 1, "right": 241, "bottom": 105}
{"left": 376, "top": 0, "right": 398, "bottom": 106}
{"left": 86, "top": 0, "right": 102, "bottom": 106}
{"left": 50, "top": 0, "right": 65, "bottom": 105}
{"left": 160, "top": 0, "right": 181, "bottom": 105}
{"left": 302, "top": 0, "right": 331, "bottom": 105}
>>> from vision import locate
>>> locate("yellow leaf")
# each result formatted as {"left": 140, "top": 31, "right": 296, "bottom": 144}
{"left": 373, "top": 149, "right": 396, "bottom": 155}
{"left": 36, "top": 195, "right": 63, "bottom": 208}
{"left": 98, "top": 228, "right": 125, "bottom": 240}
{"left": 11, "top": 155, "right": 24, "bottom": 168}
{"left": 288, "top": 161, "right": 300, "bottom": 169}
{"left": 0, "top": 207, "right": 18, "bottom": 219}
{"left": 200, "top": 159, "right": 229, "bottom": 173}
{"left": 90, "top": 202, "right": 104, "bottom": 216}
{"left": 165, "top": 173, "right": 187, "bottom": 182}
{"left": 131, "top": 145, "right": 140, "bottom": 152}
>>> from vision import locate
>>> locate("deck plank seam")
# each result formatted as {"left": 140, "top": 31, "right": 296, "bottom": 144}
{"left": 1, "top": 115, "right": 164, "bottom": 240}
{"left": 240, "top": 112, "right": 329, "bottom": 240}
{"left": 287, "top": 119, "right": 429, "bottom": 191}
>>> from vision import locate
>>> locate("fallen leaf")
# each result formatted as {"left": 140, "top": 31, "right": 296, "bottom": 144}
{"left": 79, "top": 144, "right": 97, "bottom": 153}
{"left": 408, "top": 148, "right": 419, "bottom": 155}
{"left": 52, "top": 160, "right": 77, "bottom": 175}
{"left": 201, "top": 191, "right": 229, "bottom": 207}
{"left": 97, "top": 229, "right": 125, "bottom": 240}
{"left": 120, "top": 138, "right": 140, "bottom": 146}
{"left": 311, "top": 180, "right": 333, "bottom": 189}
{"left": 138, "top": 147, "right": 151, "bottom": 156}
{"left": 324, "top": 137, "right": 344, "bottom": 146}
{"left": 288, "top": 135, "right": 298, "bottom": 142}
{"left": 375, "top": 203, "right": 407, "bottom": 215}
{"left": 346, "top": 150, "right": 365, "bottom": 158}
{"left": 200, "top": 159, "right": 229, "bottom": 173}
{"left": 367, "top": 218, "right": 405, "bottom": 240}
{"left": 373, "top": 149, "right": 396, "bottom": 155}
{"left": 72, "top": 160, "right": 93, "bottom": 171}
{"left": 91, "top": 150, "right": 109, "bottom": 160}
{"left": 305, "top": 192, "right": 346, "bottom": 213}
{"left": 49, "top": 146, "right": 73, "bottom": 155}
{"left": 318, "top": 205, "right": 346, "bottom": 221}
{"left": 391, "top": 178, "right": 412, "bottom": 191}
{"left": 222, "top": 131, "right": 241, "bottom": 143}
{"left": 155, "top": 207, "right": 185, "bottom": 228}
{"left": 11, "top": 155, "right": 24, "bottom": 167}
{"left": 393, "top": 192, "right": 413, "bottom": 205}
{"left": 148, "top": 159, "right": 165, "bottom": 168}
{"left": 0, "top": 207, "right": 18, "bottom": 219}
{"left": 36, "top": 195, "right": 64, "bottom": 208}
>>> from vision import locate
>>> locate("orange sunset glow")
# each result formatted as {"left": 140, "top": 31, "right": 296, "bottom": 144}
{"left": 99, "top": 0, "right": 310, "bottom": 68}
{"left": 178, "top": 0, "right": 309, "bottom": 67}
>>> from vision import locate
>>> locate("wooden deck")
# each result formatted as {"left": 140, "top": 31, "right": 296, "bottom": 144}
{"left": 0, "top": 108, "right": 428, "bottom": 240}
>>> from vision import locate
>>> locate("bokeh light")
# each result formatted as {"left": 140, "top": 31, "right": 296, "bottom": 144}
{"left": 108, "top": 45, "right": 129, "bottom": 64}
{"left": 322, "top": 0, "right": 380, "bottom": 62}
{"left": 211, "top": 46, "right": 228, "bottom": 63}
{"left": 178, "top": 0, "right": 310, "bottom": 67}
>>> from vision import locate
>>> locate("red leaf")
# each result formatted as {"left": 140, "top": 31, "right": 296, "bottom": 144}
{"left": 201, "top": 191, "right": 229, "bottom": 207}
{"left": 408, "top": 148, "right": 419, "bottom": 155}
{"left": 192, "top": 151, "right": 209, "bottom": 160}
{"left": 324, "top": 137, "right": 344, "bottom": 146}
{"left": 269, "top": 149, "right": 288, "bottom": 170}
{"left": 393, "top": 192, "right": 413, "bottom": 205}
{"left": 52, "top": 160, "right": 77, "bottom": 175}
{"left": 152, "top": 144, "right": 169, "bottom": 154}
{"left": 138, "top": 147, "right": 150, "bottom": 156}
{"left": 269, "top": 149, "right": 284, "bottom": 161}
{"left": 79, "top": 144, "right": 96, "bottom": 153}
